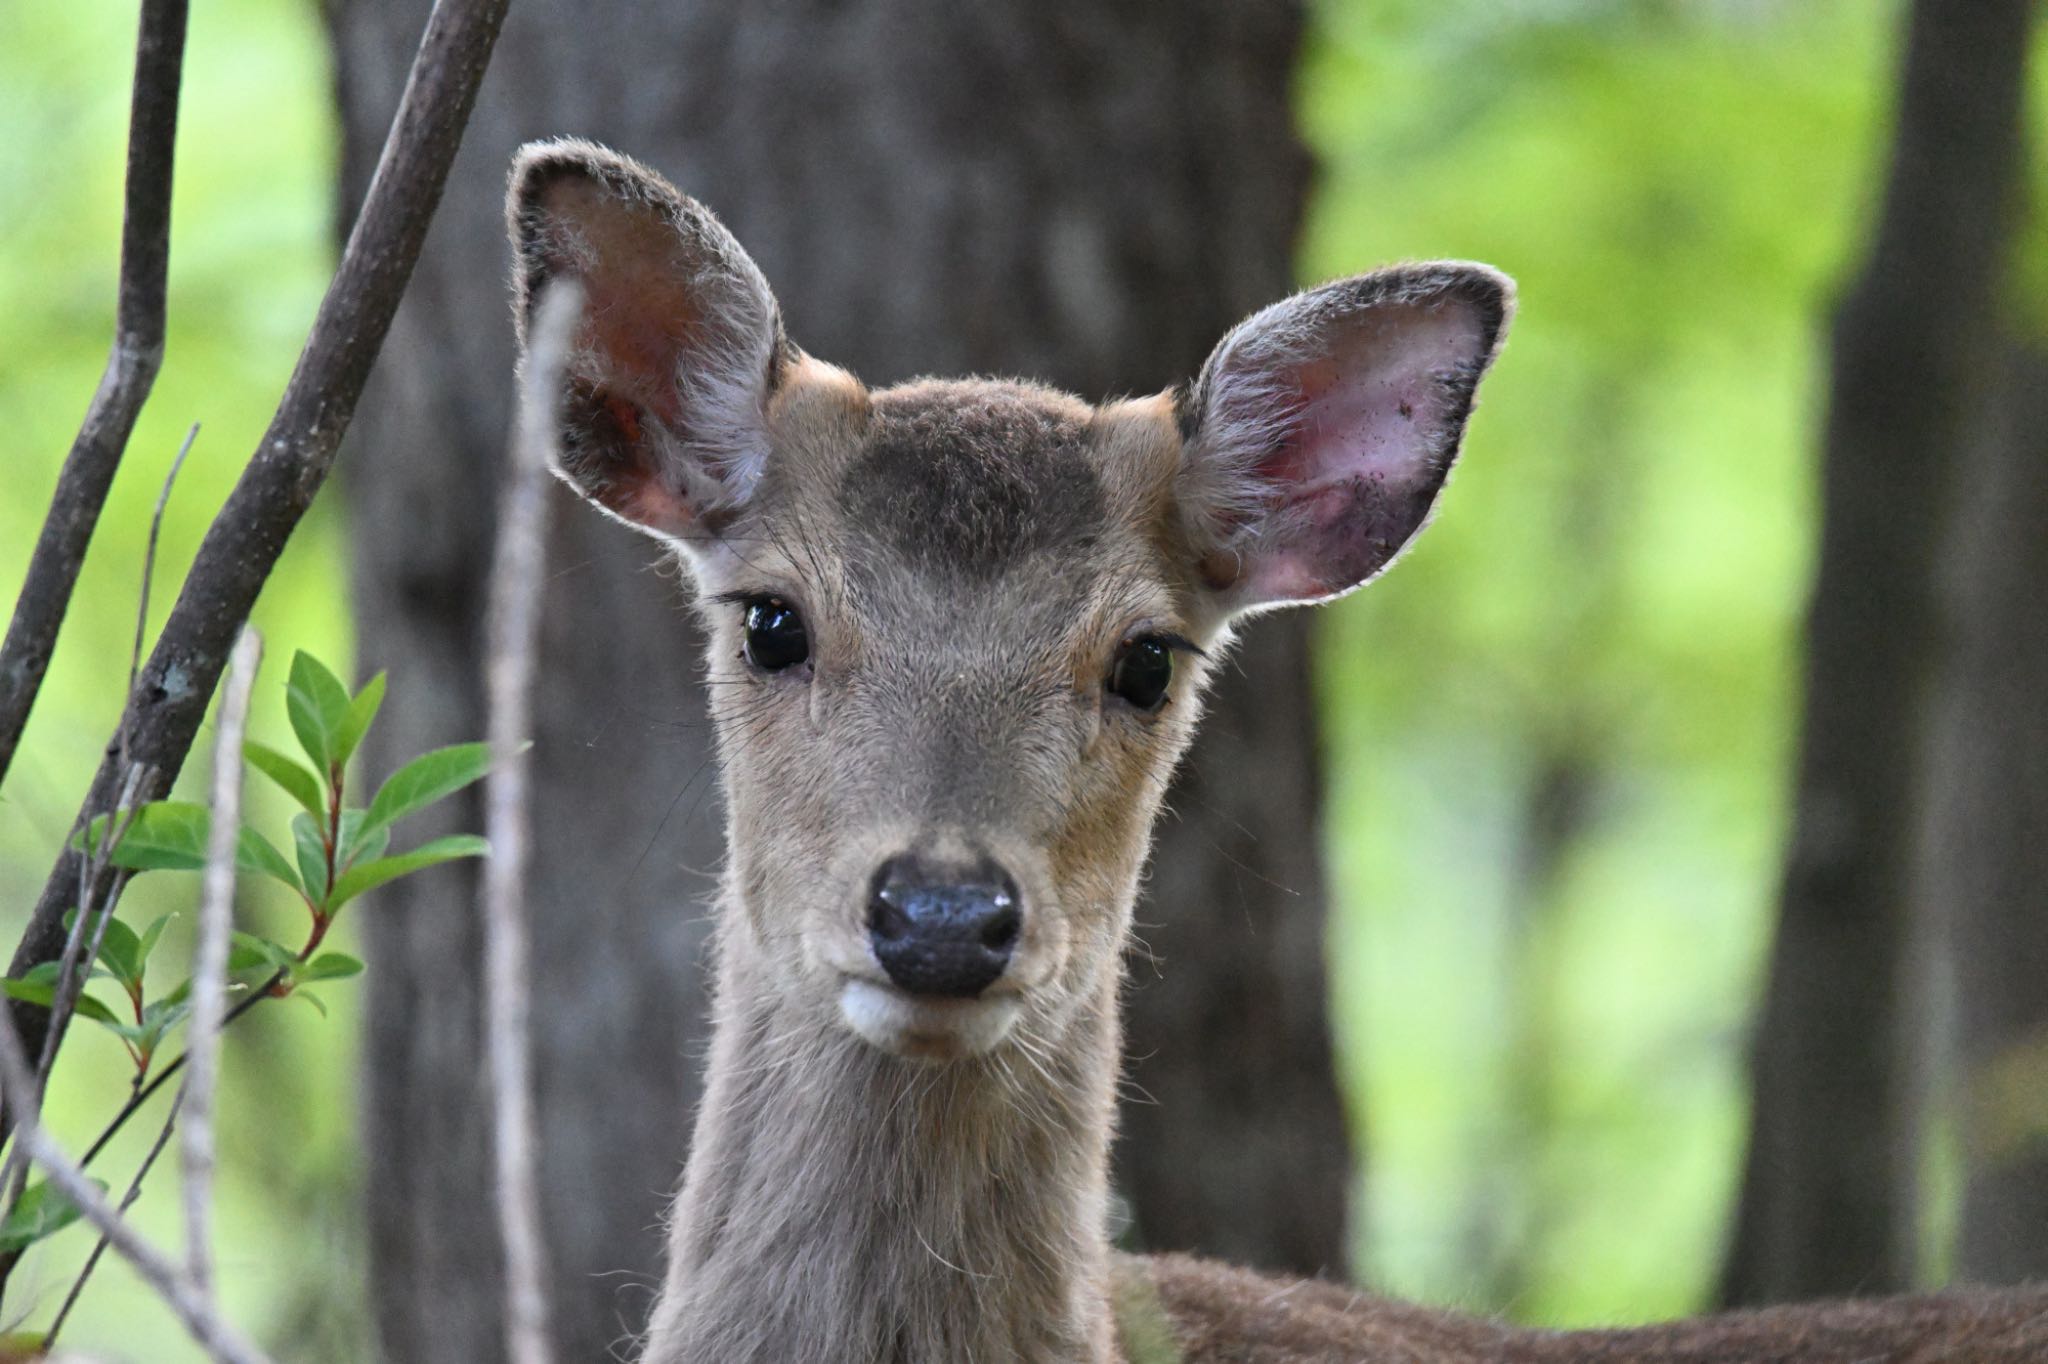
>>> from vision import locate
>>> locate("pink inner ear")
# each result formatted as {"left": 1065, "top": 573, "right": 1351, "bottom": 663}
{"left": 1243, "top": 302, "right": 1482, "bottom": 603}
{"left": 581, "top": 306, "right": 688, "bottom": 428}
{"left": 537, "top": 177, "right": 709, "bottom": 427}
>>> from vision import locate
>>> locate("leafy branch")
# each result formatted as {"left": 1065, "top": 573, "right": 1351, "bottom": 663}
{"left": 2, "top": 0, "right": 510, "bottom": 1153}
{"left": 0, "top": 651, "right": 490, "bottom": 1346}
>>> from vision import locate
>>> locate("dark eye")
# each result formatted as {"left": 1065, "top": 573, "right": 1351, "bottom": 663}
{"left": 743, "top": 597, "right": 810, "bottom": 672}
{"left": 1108, "top": 636, "right": 1175, "bottom": 712}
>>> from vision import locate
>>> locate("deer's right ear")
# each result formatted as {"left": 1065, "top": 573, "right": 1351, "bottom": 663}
{"left": 507, "top": 138, "right": 787, "bottom": 540}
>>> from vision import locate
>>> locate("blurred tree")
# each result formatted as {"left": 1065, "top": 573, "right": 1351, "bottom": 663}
{"left": 1719, "top": 0, "right": 2036, "bottom": 1306}
{"left": 327, "top": 2, "right": 1346, "bottom": 1359}
{"left": 328, "top": 7, "right": 727, "bottom": 1360}
{"left": 1935, "top": 340, "right": 2048, "bottom": 1283}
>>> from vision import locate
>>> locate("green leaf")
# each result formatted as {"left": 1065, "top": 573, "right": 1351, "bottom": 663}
{"left": 328, "top": 834, "right": 489, "bottom": 907}
{"left": 137, "top": 914, "right": 173, "bottom": 967}
{"left": 93, "top": 918, "right": 144, "bottom": 991}
{"left": 229, "top": 932, "right": 297, "bottom": 975}
{"left": 245, "top": 740, "right": 324, "bottom": 821}
{"left": 19, "top": 961, "right": 62, "bottom": 988}
{"left": 286, "top": 652, "right": 352, "bottom": 776}
{"left": 0, "top": 1178, "right": 108, "bottom": 1254}
{"left": 138, "top": 996, "right": 191, "bottom": 1050}
{"left": 292, "top": 811, "right": 330, "bottom": 905}
{"left": 92, "top": 801, "right": 210, "bottom": 872}
{"left": 297, "top": 952, "right": 364, "bottom": 983}
{"left": 290, "top": 989, "right": 329, "bottom": 1019}
{"left": 334, "top": 671, "right": 386, "bottom": 768}
{"left": 237, "top": 824, "right": 302, "bottom": 895}
{"left": 1, "top": 979, "right": 126, "bottom": 1030}
{"left": 76, "top": 993, "right": 130, "bottom": 1029}
{"left": 97, "top": 1017, "right": 147, "bottom": 1049}
{"left": 337, "top": 809, "right": 390, "bottom": 872}
{"left": 72, "top": 814, "right": 110, "bottom": 861}
{"left": 362, "top": 743, "right": 491, "bottom": 839}
{"left": 0, "top": 979, "right": 52, "bottom": 1010}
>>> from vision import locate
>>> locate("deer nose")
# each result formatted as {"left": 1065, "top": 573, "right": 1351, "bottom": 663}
{"left": 867, "top": 855, "right": 1022, "bottom": 999}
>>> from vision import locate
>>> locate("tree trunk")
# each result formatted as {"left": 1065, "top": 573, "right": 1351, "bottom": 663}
{"left": 1935, "top": 345, "right": 2048, "bottom": 1283}
{"left": 1718, "top": 0, "right": 2033, "bottom": 1306}
{"left": 329, "top": 3, "right": 1346, "bottom": 1359}
{"left": 330, "top": 11, "right": 728, "bottom": 1363}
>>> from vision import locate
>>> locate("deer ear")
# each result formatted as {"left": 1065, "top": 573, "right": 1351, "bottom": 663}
{"left": 1177, "top": 264, "right": 1513, "bottom": 614}
{"left": 507, "top": 138, "right": 788, "bottom": 540}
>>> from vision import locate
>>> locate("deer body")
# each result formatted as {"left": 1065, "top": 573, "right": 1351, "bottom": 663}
{"left": 504, "top": 139, "right": 2048, "bottom": 1364}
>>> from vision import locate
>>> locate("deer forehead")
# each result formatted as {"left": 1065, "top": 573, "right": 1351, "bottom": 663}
{"left": 845, "top": 381, "right": 1105, "bottom": 578}
{"left": 744, "top": 371, "right": 1187, "bottom": 633}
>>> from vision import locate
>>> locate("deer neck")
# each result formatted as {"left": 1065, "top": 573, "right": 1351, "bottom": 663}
{"left": 642, "top": 906, "right": 1123, "bottom": 1364}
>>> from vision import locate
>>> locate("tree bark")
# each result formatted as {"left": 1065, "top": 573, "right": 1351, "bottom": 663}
{"left": 1935, "top": 345, "right": 2048, "bottom": 1283}
{"left": 329, "top": 2, "right": 1346, "bottom": 1359}
{"left": 1718, "top": 0, "right": 2033, "bottom": 1306}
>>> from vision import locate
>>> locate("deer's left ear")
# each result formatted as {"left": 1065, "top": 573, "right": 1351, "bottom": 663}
{"left": 1176, "top": 264, "right": 1513, "bottom": 615}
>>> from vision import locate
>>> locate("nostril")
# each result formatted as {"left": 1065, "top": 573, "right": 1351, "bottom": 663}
{"left": 981, "top": 895, "right": 1021, "bottom": 953}
{"left": 868, "top": 884, "right": 912, "bottom": 944}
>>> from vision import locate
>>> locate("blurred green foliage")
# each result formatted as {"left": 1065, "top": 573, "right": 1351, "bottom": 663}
{"left": 1304, "top": 0, "right": 2046, "bottom": 1325}
{"left": 2, "top": 0, "right": 2042, "bottom": 1356}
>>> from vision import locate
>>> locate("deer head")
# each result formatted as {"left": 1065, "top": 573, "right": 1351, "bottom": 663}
{"left": 507, "top": 137, "right": 1511, "bottom": 1065}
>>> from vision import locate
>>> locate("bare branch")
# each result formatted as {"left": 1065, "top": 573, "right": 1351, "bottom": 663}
{"left": 132, "top": 423, "right": 201, "bottom": 703}
{"left": 51, "top": 767, "right": 145, "bottom": 1079}
{"left": 31, "top": 420, "right": 194, "bottom": 1109}
{"left": 46, "top": 1087, "right": 184, "bottom": 1350}
{"left": 481, "top": 282, "right": 580, "bottom": 1364}
{"left": 181, "top": 627, "right": 261, "bottom": 1297}
{"left": 0, "top": 1003, "right": 268, "bottom": 1363}
{"left": 4, "top": 0, "right": 511, "bottom": 1143}
{"left": 0, "top": 0, "right": 188, "bottom": 790}
{"left": 0, "top": 763, "right": 146, "bottom": 1245}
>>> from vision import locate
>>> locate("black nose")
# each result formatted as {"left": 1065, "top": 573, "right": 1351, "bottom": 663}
{"left": 867, "top": 855, "right": 1022, "bottom": 999}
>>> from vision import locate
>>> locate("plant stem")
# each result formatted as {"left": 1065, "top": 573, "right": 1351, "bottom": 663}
{"left": 76, "top": 971, "right": 282, "bottom": 1173}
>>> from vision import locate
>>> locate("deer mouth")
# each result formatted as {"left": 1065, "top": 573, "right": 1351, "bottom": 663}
{"left": 838, "top": 976, "right": 1023, "bottom": 1061}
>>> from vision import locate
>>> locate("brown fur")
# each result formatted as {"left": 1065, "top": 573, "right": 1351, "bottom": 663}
{"left": 1131, "top": 1255, "right": 2048, "bottom": 1362}
{"left": 502, "top": 139, "right": 2048, "bottom": 1364}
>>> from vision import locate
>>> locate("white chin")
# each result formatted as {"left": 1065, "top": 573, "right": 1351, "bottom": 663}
{"left": 839, "top": 979, "right": 1021, "bottom": 1061}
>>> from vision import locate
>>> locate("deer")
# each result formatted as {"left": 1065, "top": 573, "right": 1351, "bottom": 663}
{"left": 503, "top": 138, "right": 2048, "bottom": 1364}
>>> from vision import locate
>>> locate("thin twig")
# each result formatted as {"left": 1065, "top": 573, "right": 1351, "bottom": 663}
{"left": 45, "top": 422, "right": 198, "bottom": 1089}
{"left": 0, "top": 997, "right": 268, "bottom": 1363}
{"left": 181, "top": 626, "right": 260, "bottom": 1296}
{"left": 42, "top": 764, "right": 148, "bottom": 1088}
{"left": 0, "top": 763, "right": 146, "bottom": 1259}
{"left": 0, "top": 0, "right": 189, "bottom": 791}
{"left": 46, "top": 1087, "right": 185, "bottom": 1349}
{"left": 482, "top": 281, "right": 580, "bottom": 1364}
{"left": 5, "top": 0, "right": 512, "bottom": 1148}
{"left": 30, "top": 424, "right": 201, "bottom": 1117}
{"left": 132, "top": 423, "right": 200, "bottom": 704}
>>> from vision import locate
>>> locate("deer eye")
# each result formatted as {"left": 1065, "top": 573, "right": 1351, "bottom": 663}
{"left": 742, "top": 597, "right": 810, "bottom": 672}
{"left": 1108, "top": 636, "right": 1175, "bottom": 712}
